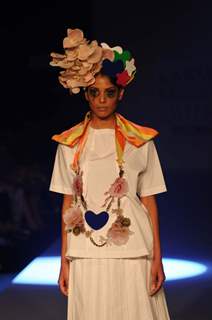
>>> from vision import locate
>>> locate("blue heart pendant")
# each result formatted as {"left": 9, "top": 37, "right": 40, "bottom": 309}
{"left": 84, "top": 210, "right": 109, "bottom": 230}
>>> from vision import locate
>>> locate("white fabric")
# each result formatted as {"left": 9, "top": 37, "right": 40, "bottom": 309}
{"left": 67, "top": 257, "right": 170, "bottom": 320}
{"left": 49, "top": 126, "right": 167, "bottom": 259}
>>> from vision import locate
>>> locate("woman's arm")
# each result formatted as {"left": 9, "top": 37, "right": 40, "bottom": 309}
{"left": 58, "top": 194, "right": 73, "bottom": 296}
{"left": 140, "top": 195, "right": 162, "bottom": 260}
{"left": 140, "top": 195, "right": 166, "bottom": 295}
{"left": 61, "top": 194, "right": 74, "bottom": 262}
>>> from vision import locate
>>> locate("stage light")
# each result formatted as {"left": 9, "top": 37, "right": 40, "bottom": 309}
{"left": 163, "top": 258, "right": 207, "bottom": 281}
{"left": 12, "top": 257, "right": 208, "bottom": 285}
{"left": 12, "top": 257, "right": 60, "bottom": 285}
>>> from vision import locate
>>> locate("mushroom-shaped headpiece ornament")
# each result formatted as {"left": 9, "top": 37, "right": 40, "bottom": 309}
{"left": 50, "top": 28, "right": 136, "bottom": 94}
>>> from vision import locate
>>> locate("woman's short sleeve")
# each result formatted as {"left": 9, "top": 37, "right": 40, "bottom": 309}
{"left": 49, "top": 144, "right": 74, "bottom": 195}
{"left": 137, "top": 140, "right": 167, "bottom": 197}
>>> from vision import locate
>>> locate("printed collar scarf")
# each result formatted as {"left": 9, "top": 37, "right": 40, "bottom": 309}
{"left": 52, "top": 111, "right": 159, "bottom": 172}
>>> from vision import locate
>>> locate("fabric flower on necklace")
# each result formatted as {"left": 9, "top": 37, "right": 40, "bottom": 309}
{"left": 107, "top": 221, "right": 134, "bottom": 246}
{"left": 106, "top": 177, "right": 129, "bottom": 198}
{"left": 72, "top": 171, "right": 83, "bottom": 196}
{"left": 63, "top": 206, "right": 85, "bottom": 231}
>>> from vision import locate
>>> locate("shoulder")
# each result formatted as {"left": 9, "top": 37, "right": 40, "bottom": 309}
{"left": 55, "top": 143, "right": 76, "bottom": 159}
{"left": 142, "top": 139, "right": 158, "bottom": 156}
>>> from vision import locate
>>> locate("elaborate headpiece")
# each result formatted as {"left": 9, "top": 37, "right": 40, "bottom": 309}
{"left": 49, "top": 28, "right": 136, "bottom": 94}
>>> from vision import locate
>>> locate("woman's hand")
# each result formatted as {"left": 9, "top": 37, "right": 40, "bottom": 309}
{"left": 149, "top": 258, "right": 166, "bottom": 296}
{"left": 58, "top": 259, "right": 70, "bottom": 296}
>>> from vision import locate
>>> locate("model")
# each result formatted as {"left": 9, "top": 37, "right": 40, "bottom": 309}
{"left": 49, "top": 28, "right": 171, "bottom": 320}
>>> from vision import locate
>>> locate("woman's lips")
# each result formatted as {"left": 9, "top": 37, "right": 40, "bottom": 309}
{"left": 97, "top": 107, "right": 108, "bottom": 111}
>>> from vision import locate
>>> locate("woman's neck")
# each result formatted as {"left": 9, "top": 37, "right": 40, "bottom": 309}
{"left": 90, "top": 113, "right": 116, "bottom": 129}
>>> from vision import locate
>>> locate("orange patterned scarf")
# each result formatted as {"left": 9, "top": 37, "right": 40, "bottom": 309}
{"left": 52, "top": 111, "right": 159, "bottom": 173}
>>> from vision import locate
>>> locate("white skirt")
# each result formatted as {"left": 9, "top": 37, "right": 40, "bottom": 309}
{"left": 67, "top": 257, "right": 170, "bottom": 320}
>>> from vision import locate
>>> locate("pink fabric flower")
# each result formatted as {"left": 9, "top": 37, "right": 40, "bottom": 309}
{"left": 107, "top": 222, "right": 130, "bottom": 246}
{"left": 63, "top": 206, "right": 84, "bottom": 228}
{"left": 107, "top": 177, "right": 128, "bottom": 198}
{"left": 72, "top": 173, "right": 83, "bottom": 196}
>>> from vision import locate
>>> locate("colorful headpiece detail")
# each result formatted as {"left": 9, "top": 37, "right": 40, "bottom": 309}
{"left": 49, "top": 28, "right": 136, "bottom": 94}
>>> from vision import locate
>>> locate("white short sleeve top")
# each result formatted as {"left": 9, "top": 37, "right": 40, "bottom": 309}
{"left": 49, "top": 126, "right": 167, "bottom": 259}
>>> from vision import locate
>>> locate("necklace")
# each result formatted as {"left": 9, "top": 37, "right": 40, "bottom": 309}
{"left": 53, "top": 111, "right": 159, "bottom": 247}
{"left": 63, "top": 166, "right": 134, "bottom": 247}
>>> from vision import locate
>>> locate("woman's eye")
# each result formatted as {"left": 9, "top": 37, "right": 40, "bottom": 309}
{"left": 106, "top": 89, "right": 117, "bottom": 98}
{"left": 88, "top": 88, "right": 99, "bottom": 97}
{"left": 88, "top": 87, "right": 117, "bottom": 98}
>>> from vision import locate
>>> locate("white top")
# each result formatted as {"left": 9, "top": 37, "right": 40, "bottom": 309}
{"left": 49, "top": 126, "right": 167, "bottom": 259}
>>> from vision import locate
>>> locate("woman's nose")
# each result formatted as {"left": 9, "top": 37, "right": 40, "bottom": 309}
{"left": 99, "top": 92, "right": 106, "bottom": 103}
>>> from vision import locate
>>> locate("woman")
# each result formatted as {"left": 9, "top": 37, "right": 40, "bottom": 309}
{"left": 49, "top": 28, "right": 171, "bottom": 319}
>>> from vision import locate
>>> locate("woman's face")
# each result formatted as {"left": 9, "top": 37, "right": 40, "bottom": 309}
{"left": 85, "top": 74, "right": 124, "bottom": 120}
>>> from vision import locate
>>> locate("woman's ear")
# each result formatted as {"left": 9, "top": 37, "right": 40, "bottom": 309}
{"left": 118, "top": 88, "right": 125, "bottom": 101}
